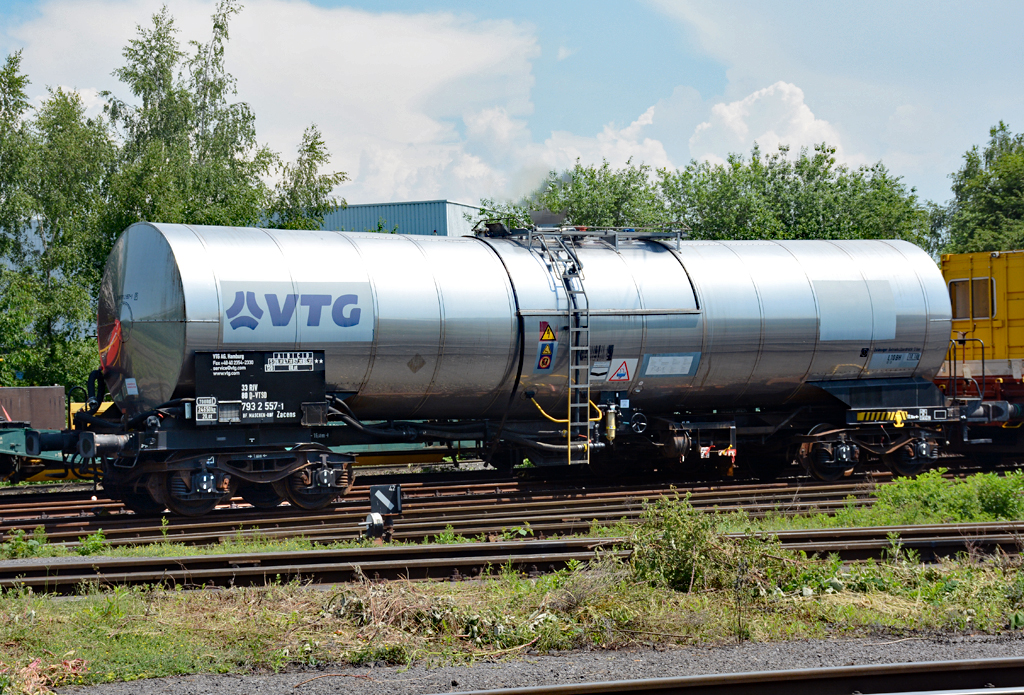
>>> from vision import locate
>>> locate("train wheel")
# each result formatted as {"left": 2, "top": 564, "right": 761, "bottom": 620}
{"left": 273, "top": 474, "right": 336, "bottom": 511}
{"left": 164, "top": 496, "right": 219, "bottom": 517}
{"left": 238, "top": 483, "right": 285, "bottom": 510}
{"left": 883, "top": 445, "right": 929, "bottom": 477}
{"left": 807, "top": 444, "right": 852, "bottom": 481}
{"left": 798, "top": 424, "right": 854, "bottom": 482}
{"left": 157, "top": 472, "right": 222, "bottom": 517}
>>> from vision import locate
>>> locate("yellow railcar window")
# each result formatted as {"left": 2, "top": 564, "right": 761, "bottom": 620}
{"left": 950, "top": 281, "right": 970, "bottom": 318}
{"left": 949, "top": 278, "right": 995, "bottom": 319}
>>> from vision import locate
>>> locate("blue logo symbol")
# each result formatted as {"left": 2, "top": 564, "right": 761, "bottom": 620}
{"left": 225, "top": 291, "right": 264, "bottom": 330}
{"left": 225, "top": 291, "right": 361, "bottom": 331}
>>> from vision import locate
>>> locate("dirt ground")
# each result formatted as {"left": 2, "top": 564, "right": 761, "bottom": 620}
{"left": 60, "top": 632, "right": 1024, "bottom": 695}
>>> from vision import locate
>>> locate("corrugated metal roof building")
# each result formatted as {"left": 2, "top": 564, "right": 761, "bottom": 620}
{"left": 320, "top": 200, "right": 481, "bottom": 237}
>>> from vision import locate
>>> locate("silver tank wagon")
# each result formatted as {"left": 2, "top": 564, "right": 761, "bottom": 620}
{"left": 99, "top": 223, "right": 950, "bottom": 420}
{"left": 69, "top": 222, "right": 965, "bottom": 516}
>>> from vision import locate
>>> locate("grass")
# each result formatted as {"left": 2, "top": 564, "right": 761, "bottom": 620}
{"left": 0, "top": 525, "right": 397, "bottom": 562}
{"left": 0, "top": 470, "right": 1022, "bottom": 692}
{"left": 590, "top": 468, "right": 1024, "bottom": 539}
{"left": 0, "top": 534, "right": 1021, "bottom": 693}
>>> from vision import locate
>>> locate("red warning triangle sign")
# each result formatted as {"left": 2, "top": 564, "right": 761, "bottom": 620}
{"left": 608, "top": 360, "right": 630, "bottom": 382}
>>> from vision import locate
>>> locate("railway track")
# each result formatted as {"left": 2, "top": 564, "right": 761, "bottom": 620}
{"left": 0, "top": 456, "right": 1003, "bottom": 530}
{"left": 0, "top": 467, "right": 886, "bottom": 516}
{"left": 0, "top": 478, "right": 881, "bottom": 549}
{"left": 456, "top": 658, "right": 1024, "bottom": 695}
{"left": 1, "top": 521, "right": 1019, "bottom": 593}
{"left": 0, "top": 537, "right": 623, "bottom": 592}
{"left": 765, "top": 520, "right": 1024, "bottom": 561}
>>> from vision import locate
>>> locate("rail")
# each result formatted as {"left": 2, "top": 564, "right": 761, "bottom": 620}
{"left": 453, "top": 658, "right": 1024, "bottom": 695}
{"left": 2, "top": 520, "right": 1020, "bottom": 592}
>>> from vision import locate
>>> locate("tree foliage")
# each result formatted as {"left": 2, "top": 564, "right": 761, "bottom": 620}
{"left": 660, "top": 144, "right": 929, "bottom": 246}
{"left": 0, "top": 51, "right": 34, "bottom": 264}
{"left": 103, "top": 1, "right": 277, "bottom": 237}
{"left": 938, "top": 122, "right": 1024, "bottom": 253}
{"left": 267, "top": 125, "right": 348, "bottom": 230}
{"left": 0, "top": 75, "right": 117, "bottom": 386}
{"left": 536, "top": 159, "right": 666, "bottom": 228}
{"left": 19, "top": 88, "right": 116, "bottom": 385}
{"left": 0, "top": 3, "right": 347, "bottom": 388}
{"left": 476, "top": 145, "right": 929, "bottom": 250}
{"left": 474, "top": 159, "right": 668, "bottom": 230}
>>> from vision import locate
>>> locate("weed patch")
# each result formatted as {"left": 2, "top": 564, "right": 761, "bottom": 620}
{"left": 713, "top": 469, "right": 1024, "bottom": 535}
{"left": 77, "top": 530, "right": 108, "bottom": 556}
{"left": 0, "top": 527, "right": 51, "bottom": 560}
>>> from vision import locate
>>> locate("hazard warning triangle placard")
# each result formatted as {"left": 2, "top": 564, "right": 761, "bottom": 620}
{"left": 539, "top": 321, "right": 556, "bottom": 341}
{"left": 608, "top": 360, "right": 631, "bottom": 382}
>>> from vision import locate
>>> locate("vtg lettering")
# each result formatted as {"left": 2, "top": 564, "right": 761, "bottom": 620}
{"left": 221, "top": 281, "right": 373, "bottom": 343}
{"left": 266, "top": 293, "right": 360, "bottom": 327}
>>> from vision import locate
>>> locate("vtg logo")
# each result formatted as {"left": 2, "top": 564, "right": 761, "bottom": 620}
{"left": 220, "top": 281, "right": 373, "bottom": 344}
{"left": 225, "top": 291, "right": 361, "bottom": 330}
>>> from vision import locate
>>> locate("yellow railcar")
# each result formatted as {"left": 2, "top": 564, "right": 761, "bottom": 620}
{"left": 939, "top": 250, "right": 1024, "bottom": 387}
{"left": 939, "top": 250, "right": 1024, "bottom": 465}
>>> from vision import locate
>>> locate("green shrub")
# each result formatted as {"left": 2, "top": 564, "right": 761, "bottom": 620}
{"left": 869, "top": 469, "right": 1024, "bottom": 525}
{"left": 629, "top": 494, "right": 789, "bottom": 593}
{"left": 78, "top": 529, "right": 109, "bottom": 556}
{"left": 872, "top": 469, "right": 980, "bottom": 524}
{"left": 349, "top": 642, "right": 411, "bottom": 666}
{"left": 431, "top": 525, "right": 469, "bottom": 544}
{"left": 970, "top": 471, "right": 1024, "bottom": 518}
{"left": 1006, "top": 569, "right": 1024, "bottom": 609}
{"left": 0, "top": 527, "right": 49, "bottom": 559}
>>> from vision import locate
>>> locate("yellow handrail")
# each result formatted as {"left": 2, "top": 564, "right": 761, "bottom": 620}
{"left": 531, "top": 397, "right": 567, "bottom": 423}
{"left": 529, "top": 397, "right": 603, "bottom": 423}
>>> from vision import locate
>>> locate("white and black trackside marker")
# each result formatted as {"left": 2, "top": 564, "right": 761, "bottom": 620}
{"left": 374, "top": 489, "right": 395, "bottom": 511}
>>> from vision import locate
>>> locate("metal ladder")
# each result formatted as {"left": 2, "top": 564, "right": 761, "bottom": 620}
{"left": 535, "top": 232, "right": 591, "bottom": 464}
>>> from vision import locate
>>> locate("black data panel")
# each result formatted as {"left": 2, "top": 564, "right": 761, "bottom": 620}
{"left": 194, "top": 351, "right": 326, "bottom": 426}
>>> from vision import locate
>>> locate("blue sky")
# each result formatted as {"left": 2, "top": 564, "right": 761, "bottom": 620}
{"left": 1, "top": 0, "right": 1022, "bottom": 206}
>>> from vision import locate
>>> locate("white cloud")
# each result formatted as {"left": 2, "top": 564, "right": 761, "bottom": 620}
{"left": 543, "top": 106, "right": 674, "bottom": 171}
{"left": 556, "top": 46, "right": 576, "bottom": 61}
{"left": 2, "top": 0, "right": 541, "bottom": 204}
{"left": 464, "top": 107, "right": 531, "bottom": 149}
{"left": 643, "top": 84, "right": 707, "bottom": 163}
{"left": 1, "top": 0, "right": 680, "bottom": 206}
{"left": 646, "top": 0, "right": 1024, "bottom": 201}
{"left": 689, "top": 81, "right": 865, "bottom": 166}
{"left": 458, "top": 105, "right": 678, "bottom": 201}
{"left": 227, "top": 1, "right": 540, "bottom": 203}
{"left": 72, "top": 87, "right": 104, "bottom": 116}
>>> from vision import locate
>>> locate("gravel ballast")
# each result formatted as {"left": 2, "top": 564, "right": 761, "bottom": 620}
{"left": 59, "top": 634, "right": 1024, "bottom": 695}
